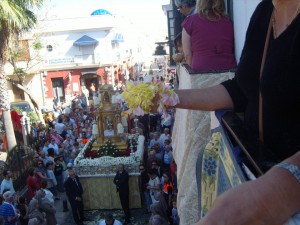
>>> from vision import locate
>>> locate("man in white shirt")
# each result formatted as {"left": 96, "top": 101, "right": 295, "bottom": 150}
{"left": 0, "top": 170, "right": 15, "bottom": 194}
{"left": 161, "top": 113, "right": 172, "bottom": 133}
{"left": 40, "top": 180, "right": 54, "bottom": 206}
{"left": 160, "top": 128, "right": 170, "bottom": 143}
{"left": 98, "top": 213, "right": 122, "bottom": 225}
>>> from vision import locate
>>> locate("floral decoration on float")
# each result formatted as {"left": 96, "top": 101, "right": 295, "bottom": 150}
{"left": 83, "top": 139, "right": 121, "bottom": 159}
{"left": 74, "top": 134, "right": 145, "bottom": 170}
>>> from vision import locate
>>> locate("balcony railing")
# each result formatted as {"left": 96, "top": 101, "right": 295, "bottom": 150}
{"left": 179, "top": 64, "right": 272, "bottom": 176}
{"left": 43, "top": 51, "right": 131, "bottom": 68}
{"left": 74, "top": 54, "right": 101, "bottom": 65}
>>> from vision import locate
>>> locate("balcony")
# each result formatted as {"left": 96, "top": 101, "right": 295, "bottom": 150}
{"left": 74, "top": 54, "right": 101, "bottom": 65}
{"left": 178, "top": 64, "right": 269, "bottom": 177}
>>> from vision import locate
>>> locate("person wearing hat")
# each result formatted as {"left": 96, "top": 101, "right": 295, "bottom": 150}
{"left": 97, "top": 213, "right": 122, "bottom": 225}
{"left": 0, "top": 191, "right": 20, "bottom": 225}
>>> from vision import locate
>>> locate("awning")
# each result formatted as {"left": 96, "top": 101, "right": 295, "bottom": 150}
{"left": 73, "top": 35, "right": 98, "bottom": 46}
{"left": 111, "top": 33, "right": 124, "bottom": 43}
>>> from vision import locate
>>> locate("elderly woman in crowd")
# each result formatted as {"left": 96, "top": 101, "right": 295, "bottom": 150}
{"left": 35, "top": 190, "right": 57, "bottom": 225}
{"left": 26, "top": 198, "right": 45, "bottom": 225}
{"left": 175, "top": 0, "right": 196, "bottom": 16}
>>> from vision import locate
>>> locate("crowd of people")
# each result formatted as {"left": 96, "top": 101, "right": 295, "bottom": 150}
{"left": 1, "top": 0, "right": 298, "bottom": 224}
{"left": 139, "top": 127, "right": 179, "bottom": 225}
{"left": 0, "top": 84, "right": 179, "bottom": 225}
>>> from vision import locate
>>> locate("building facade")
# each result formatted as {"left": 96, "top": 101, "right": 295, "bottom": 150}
{"left": 37, "top": 12, "right": 134, "bottom": 106}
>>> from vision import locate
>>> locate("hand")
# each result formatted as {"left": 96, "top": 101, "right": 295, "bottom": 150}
{"left": 172, "top": 53, "right": 184, "bottom": 63}
{"left": 194, "top": 167, "right": 300, "bottom": 225}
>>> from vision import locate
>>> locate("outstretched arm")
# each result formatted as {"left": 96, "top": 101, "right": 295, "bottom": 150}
{"left": 195, "top": 151, "right": 300, "bottom": 225}
{"left": 175, "top": 84, "right": 234, "bottom": 111}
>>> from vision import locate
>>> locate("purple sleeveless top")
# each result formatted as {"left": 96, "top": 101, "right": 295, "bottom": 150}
{"left": 182, "top": 14, "right": 237, "bottom": 72}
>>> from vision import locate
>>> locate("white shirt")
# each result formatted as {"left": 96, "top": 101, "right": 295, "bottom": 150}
{"left": 160, "top": 133, "right": 169, "bottom": 143}
{"left": 49, "top": 143, "right": 59, "bottom": 155}
{"left": 93, "top": 95, "right": 101, "bottom": 107}
{"left": 148, "top": 176, "right": 161, "bottom": 196}
{"left": 0, "top": 178, "right": 15, "bottom": 194}
{"left": 55, "top": 122, "right": 65, "bottom": 135}
{"left": 43, "top": 188, "right": 54, "bottom": 206}
{"left": 98, "top": 219, "right": 122, "bottom": 225}
{"left": 161, "top": 113, "right": 172, "bottom": 127}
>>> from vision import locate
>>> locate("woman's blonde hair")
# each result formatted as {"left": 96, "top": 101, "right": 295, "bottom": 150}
{"left": 197, "top": 0, "right": 226, "bottom": 21}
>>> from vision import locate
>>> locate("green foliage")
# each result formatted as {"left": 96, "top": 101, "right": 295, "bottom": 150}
{"left": 28, "top": 110, "right": 39, "bottom": 124}
{"left": 97, "top": 140, "right": 120, "bottom": 157}
{"left": 32, "top": 39, "right": 43, "bottom": 50}
{"left": 10, "top": 106, "right": 38, "bottom": 124}
{"left": 149, "top": 69, "right": 153, "bottom": 75}
{"left": 83, "top": 139, "right": 121, "bottom": 158}
{"left": 14, "top": 67, "right": 26, "bottom": 76}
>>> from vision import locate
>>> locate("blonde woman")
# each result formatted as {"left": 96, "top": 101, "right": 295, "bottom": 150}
{"left": 182, "top": 0, "right": 237, "bottom": 72}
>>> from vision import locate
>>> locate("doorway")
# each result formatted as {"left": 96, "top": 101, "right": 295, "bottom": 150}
{"left": 80, "top": 74, "right": 99, "bottom": 99}
{"left": 52, "top": 78, "right": 65, "bottom": 102}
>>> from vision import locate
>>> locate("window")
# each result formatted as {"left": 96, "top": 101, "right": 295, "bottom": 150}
{"left": 112, "top": 42, "right": 119, "bottom": 49}
{"left": 46, "top": 45, "right": 53, "bottom": 52}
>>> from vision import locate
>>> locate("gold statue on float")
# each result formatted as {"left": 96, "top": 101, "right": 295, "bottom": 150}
{"left": 93, "top": 73, "right": 127, "bottom": 151}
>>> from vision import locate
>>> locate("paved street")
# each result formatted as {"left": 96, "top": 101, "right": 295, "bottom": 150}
{"left": 55, "top": 192, "right": 151, "bottom": 225}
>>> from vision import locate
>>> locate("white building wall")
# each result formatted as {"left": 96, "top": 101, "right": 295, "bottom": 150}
{"left": 233, "top": 0, "right": 261, "bottom": 62}
{"left": 39, "top": 29, "right": 117, "bottom": 67}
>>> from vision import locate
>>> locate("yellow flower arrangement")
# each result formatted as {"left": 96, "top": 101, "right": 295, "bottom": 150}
{"left": 120, "top": 81, "right": 179, "bottom": 116}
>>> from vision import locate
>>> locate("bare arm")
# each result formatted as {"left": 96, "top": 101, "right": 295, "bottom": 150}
{"left": 175, "top": 84, "right": 234, "bottom": 111}
{"left": 182, "top": 28, "right": 192, "bottom": 66}
{"left": 195, "top": 151, "right": 300, "bottom": 225}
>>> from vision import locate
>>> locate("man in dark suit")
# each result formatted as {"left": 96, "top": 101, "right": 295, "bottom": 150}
{"left": 64, "top": 169, "right": 85, "bottom": 225}
{"left": 113, "top": 164, "right": 131, "bottom": 224}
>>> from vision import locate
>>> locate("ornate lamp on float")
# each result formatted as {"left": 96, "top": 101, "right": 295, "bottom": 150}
{"left": 92, "top": 72, "right": 127, "bottom": 151}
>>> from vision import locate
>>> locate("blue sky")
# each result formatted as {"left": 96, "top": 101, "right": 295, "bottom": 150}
{"left": 43, "top": 0, "right": 170, "bottom": 33}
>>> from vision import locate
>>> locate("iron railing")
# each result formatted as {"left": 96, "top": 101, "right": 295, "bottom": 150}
{"left": 0, "top": 144, "right": 36, "bottom": 191}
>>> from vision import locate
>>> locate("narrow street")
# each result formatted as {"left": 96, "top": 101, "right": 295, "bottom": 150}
{"left": 55, "top": 191, "right": 151, "bottom": 225}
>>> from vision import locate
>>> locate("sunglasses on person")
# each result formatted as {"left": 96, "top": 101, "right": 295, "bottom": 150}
{"left": 177, "top": 5, "right": 184, "bottom": 10}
